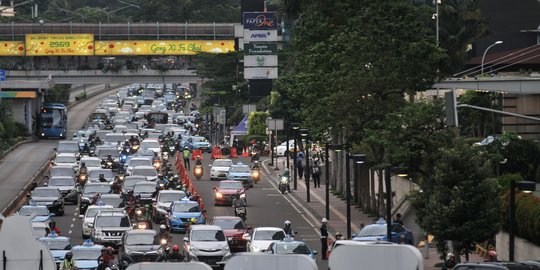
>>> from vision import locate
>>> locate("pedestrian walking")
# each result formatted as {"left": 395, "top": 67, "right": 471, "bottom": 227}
{"left": 393, "top": 213, "right": 404, "bottom": 225}
{"left": 320, "top": 218, "right": 328, "bottom": 260}
{"left": 312, "top": 159, "right": 321, "bottom": 188}
{"left": 297, "top": 150, "right": 304, "bottom": 179}
{"left": 183, "top": 146, "right": 191, "bottom": 171}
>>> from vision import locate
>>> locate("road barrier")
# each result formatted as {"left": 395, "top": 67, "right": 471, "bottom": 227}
{"left": 191, "top": 150, "right": 203, "bottom": 160}
{"left": 229, "top": 148, "right": 238, "bottom": 158}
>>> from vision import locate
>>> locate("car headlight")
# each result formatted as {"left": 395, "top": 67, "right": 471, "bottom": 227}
{"left": 227, "top": 236, "right": 233, "bottom": 241}
{"left": 170, "top": 215, "right": 179, "bottom": 221}
{"left": 125, "top": 249, "right": 133, "bottom": 255}
{"left": 215, "top": 192, "right": 223, "bottom": 199}
{"left": 251, "top": 245, "right": 260, "bottom": 252}
{"left": 190, "top": 246, "right": 199, "bottom": 252}
{"left": 221, "top": 246, "right": 230, "bottom": 252}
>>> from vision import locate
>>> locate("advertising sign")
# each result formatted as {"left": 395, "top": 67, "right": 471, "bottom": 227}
{"left": 243, "top": 12, "right": 277, "bottom": 30}
{"left": 95, "top": 40, "right": 235, "bottom": 55}
{"left": 25, "top": 34, "right": 94, "bottom": 56}
{"left": 244, "top": 55, "right": 278, "bottom": 67}
{"left": 0, "top": 41, "right": 24, "bottom": 56}
{"left": 244, "top": 30, "right": 278, "bottom": 42}
{"left": 243, "top": 43, "right": 277, "bottom": 55}
{"left": 244, "top": 67, "right": 278, "bottom": 79}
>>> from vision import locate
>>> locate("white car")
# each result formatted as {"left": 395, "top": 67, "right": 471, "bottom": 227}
{"left": 153, "top": 190, "right": 187, "bottom": 223}
{"left": 131, "top": 165, "right": 158, "bottom": 181}
{"left": 246, "top": 227, "right": 286, "bottom": 253}
{"left": 79, "top": 157, "right": 102, "bottom": 171}
{"left": 210, "top": 159, "right": 234, "bottom": 181}
{"left": 80, "top": 204, "right": 114, "bottom": 239}
{"left": 125, "top": 157, "right": 152, "bottom": 175}
{"left": 140, "top": 138, "right": 162, "bottom": 156}
{"left": 273, "top": 140, "right": 297, "bottom": 157}
{"left": 52, "top": 153, "right": 78, "bottom": 168}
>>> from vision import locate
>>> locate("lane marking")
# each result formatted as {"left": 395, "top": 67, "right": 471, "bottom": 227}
{"left": 70, "top": 224, "right": 74, "bottom": 228}
{"left": 266, "top": 194, "right": 282, "bottom": 196}
{"left": 68, "top": 230, "right": 72, "bottom": 234}
{"left": 75, "top": 207, "right": 79, "bottom": 211}
{"left": 72, "top": 218, "right": 76, "bottom": 222}
{"left": 73, "top": 212, "right": 77, "bottom": 216}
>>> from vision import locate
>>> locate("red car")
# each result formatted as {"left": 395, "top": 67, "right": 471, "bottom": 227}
{"left": 213, "top": 180, "right": 246, "bottom": 205}
{"left": 211, "top": 216, "right": 251, "bottom": 252}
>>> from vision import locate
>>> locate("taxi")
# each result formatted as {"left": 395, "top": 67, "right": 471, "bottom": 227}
{"left": 17, "top": 203, "right": 55, "bottom": 224}
{"left": 227, "top": 162, "right": 254, "bottom": 188}
{"left": 166, "top": 197, "right": 206, "bottom": 233}
{"left": 38, "top": 231, "right": 72, "bottom": 267}
{"left": 266, "top": 236, "right": 318, "bottom": 261}
{"left": 71, "top": 240, "right": 105, "bottom": 270}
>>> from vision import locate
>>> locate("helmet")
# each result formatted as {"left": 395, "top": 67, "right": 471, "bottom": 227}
{"left": 284, "top": 220, "right": 291, "bottom": 225}
{"left": 190, "top": 217, "right": 197, "bottom": 224}
{"left": 446, "top": 253, "right": 455, "bottom": 261}
{"left": 81, "top": 162, "right": 86, "bottom": 167}
{"left": 196, "top": 155, "right": 201, "bottom": 159}
{"left": 488, "top": 250, "right": 498, "bottom": 257}
{"left": 106, "top": 246, "right": 114, "bottom": 255}
{"left": 254, "top": 161, "right": 259, "bottom": 165}
{"left": 322, "top": 218, "right": 328, "bottom": 223}
{"left": 284, "top": 168, "right": 290, "bottom": 173}
{"left": 172, "top": 245, "right": 180, "bottom": 252}
{"left": 184, "top": 146, "right": 188, "bottom": 150}
{"left": 160, "top": 224, "right": 166, "bottom": 230}
{"left": 65, "top": 252, "right": 73, "bottom": 260}
{"left": 99, "top": 173, "right": 104, "bottom": 178}
{"left": 235, "top": 193, "right": 240, "bottom": 199}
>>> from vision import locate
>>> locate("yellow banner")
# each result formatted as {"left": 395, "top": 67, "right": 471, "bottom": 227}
{"left": 25, "top": 34, "right": 94, "bottom": 56}
{"left": 0, "top": 41, "right": 25, "bottom": 56}
{"left": 94, "top": 40, "right": 235, "bottom": 55}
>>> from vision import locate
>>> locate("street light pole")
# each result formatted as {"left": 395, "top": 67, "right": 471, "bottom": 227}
{"left": 509, "top": 180, "right": 536, "bottom": 261}
{"left": 481, "top": 40, "right": 503, "bottom": 75}
{"left": 325, "top": 144, "right": 330, "bottom": 220}
{"left": 385, "top": 168, "right": 393, "bottom": 242}
{"left": 345, "top": 152, "right": 351, "bottom": 239}
{"left": 291, "top": 123, "right": 300, "bottom": 190}
{"left": 300, "top": 128, "right": 310, "bottom": 203}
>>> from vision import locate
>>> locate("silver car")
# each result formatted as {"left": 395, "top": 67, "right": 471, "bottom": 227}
{"left": 183, "top": 225, "right": 231, "bottom": 267}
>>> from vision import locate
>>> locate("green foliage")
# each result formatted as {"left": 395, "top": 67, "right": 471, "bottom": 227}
{"left": 502, "top": 192, "right": 540, "bottom": 246}
{"left": 410, "top": 138, "right": 502, "bottom": 256}
{"left": 457, "top": 91, "right": 501, "bottom": 137}
{"left": 247, "top": 112, "right": 269, "bottom": 137}
{"left": 486, "top": 133, "right": 540, "bottom": 182}
{"left": 44, "top": 84, "right": 71, "bottom": 105}
{"left": 498, "top": 173, "right": 525, "bottom": 194}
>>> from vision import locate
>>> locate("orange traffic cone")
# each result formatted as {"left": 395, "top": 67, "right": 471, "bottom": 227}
{"left": 241, "top": 147, "right": 249, "bottom": 157}
{"left": 229, "top": 148, "right": 238, "bottom": 158}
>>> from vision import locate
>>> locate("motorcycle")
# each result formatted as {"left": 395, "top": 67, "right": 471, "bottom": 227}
{"left": 153, "top": 159, "right": 161, "bottom": 170}
{"left": 235, "top": 206, "right": 247, "bottom": 221}
{"left": 250, "top": 150, "right": 260, "bottom": 162}
{"left": 251, "top": 168, "right": 261, "bottom": 184}
{"left": 129, "top": 142, "right": 140, "bottom": 154}
{"left": 194, "top": 164, "right": 203, "bottom": 180}
{"left": 78, "top": 173, "right": 88, "bottom": 186}
{"left": 279, "top": 176, "right": 289, "bottom": 194}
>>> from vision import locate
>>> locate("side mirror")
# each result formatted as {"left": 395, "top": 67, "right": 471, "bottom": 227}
{"left": 79, "top": 215, "right": 84, "bottom": 219}
{"left": 247, "top": 226, "right": 253, "bottom": 231}
{"left": 212, "top": 187, "right": 217, "bottom": 190}
{"left": 312, "top": 251, "right": 318, "bottom": 255}
{"left": 152, "top": 198, "right": 157, "bottom": 203}
{"left": 183, "top": 237, "right": 189, "bottom": 242}
{"left": 50, "top": 213, "right": 56, "bottom": 217}
{"left": 243, "top": 234, "right": 251, "bottom": 241}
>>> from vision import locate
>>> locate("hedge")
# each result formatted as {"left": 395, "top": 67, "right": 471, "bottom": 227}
{"left": 502, "top": 191, "right": 540, "bottom": 245}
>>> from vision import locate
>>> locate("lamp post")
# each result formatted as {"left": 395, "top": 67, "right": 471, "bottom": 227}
{"left": 39, "top": 19, "right": 44, "bottom": 33}
{"left": 509, "top": 180, "right": 536, "bottom": 261}
{"left": 347, "top": 154, "right": 366, "bottom": 239}
{"left": 285, "top": 122, "right": 290, "bottom": 171}
{"left": 325, "top": 144, "right": 343, "bottom": 220}
{"left": 481, "top": 40, "right": 503, "bottom": 75}
{"left": 291, "top": 123, "right": 300, "bottom": 190}
{"left": 384, "top": 166, "right": 408, "bottom": 242}
{"left": 300, "top": 128, "right": 309, "bottom": 202}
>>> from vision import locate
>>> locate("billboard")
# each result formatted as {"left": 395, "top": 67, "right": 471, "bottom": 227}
{"left": 243, "top": 12, "right": 278, "bottom": 30}
{"left": 95, "top": 40, "right": 235, "bottom": 55}
{"left": 0, "top": 41, "right": 25, "bottom": 56}
{"left": 244, "top": 55, "right": 278, "bottom": 67}
{"left": 25, "top": 34, "right": 94, "bottom": 56}
{"left": 244, "top": 67, "right": 278, "bottom": 79}
{"left": 243, "top": 30, "right": 278, "bottom": 42}
{"left": 243, "top": 43, "right": 277, "bottom": 55}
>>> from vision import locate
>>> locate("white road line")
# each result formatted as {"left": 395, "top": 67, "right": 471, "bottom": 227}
{"left": 68, "top": 230, "right": 72, "bottom": 235}
{"left": 72, "top": 218, "right": 76, "bottom": 222}
{"left": 73, "top": 212, "right": 77, "bottom": 216}
{"left": 70, "top": 224, "right": 74, "bottom": 228}
{"left": 75, "top": 207, "right": 79, "bottom": 211}
{"left": 261, "top": 160, "right": 322, "bottom": 238}
{"left": 266, "top": 194, "right": 282, "bottom": 196}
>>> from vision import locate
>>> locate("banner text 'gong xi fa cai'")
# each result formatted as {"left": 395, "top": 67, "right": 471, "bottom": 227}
{"left": 95, "top": 40, "right": 235, "bottom": 55}
{"left": 25, "top": 34, "right": 94, "bottom": 56}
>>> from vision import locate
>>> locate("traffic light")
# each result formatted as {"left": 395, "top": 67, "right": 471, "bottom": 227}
{"left": 444, "top": 90, "right": 458, "bottom": 127}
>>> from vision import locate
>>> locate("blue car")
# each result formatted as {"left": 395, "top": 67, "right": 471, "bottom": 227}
{"left": 17, "top": 204, "right": 55, "bottom": 223}
{"left": 227, "top": 162, "right": 254, "bottom": 188}
{"left": 166, "top": 198, "right": 206, "bottom": 233}
{"left": 71, "top": 240, "right": 105, "bottom": 270}
{"left": 266, "top": 237, "right": 318, "bottom": 260}
{"left": 352, "top": 218, "right": 414, "bottom": 245}
{"left": 38, "top": 232, "right": 72, "bottom": 267}
{"left": 191, "top": 136, "right": 212, "bottom": 153}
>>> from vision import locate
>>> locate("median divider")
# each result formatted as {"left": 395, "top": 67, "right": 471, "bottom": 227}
{"left": 174, "top": 155, "right": 205, "bottom": 213}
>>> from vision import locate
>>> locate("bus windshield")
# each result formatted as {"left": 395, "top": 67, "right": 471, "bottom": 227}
{"left": 40, "top": 110, "right": 64, "bottom": 128}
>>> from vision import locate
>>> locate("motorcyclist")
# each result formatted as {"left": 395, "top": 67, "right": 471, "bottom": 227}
{"left": 280, "top": 169, "right": 291, "bottom": 192}
{"left": 129, "top": 135, "right": 139, "bottom": 146}
{"left": 97, "top": 247, "right": 116, "bottom": 270}
{"left": 156, "top": 174, "right": 168, "bottom": 188}
{"left": 151, "top": 186, "right": 161, "bottom": 199}
{"left": 98, "top": 173, "right": 107, "bottom": 183}
{"left": 166, "top": 245, "right": 184, "bottom": 262}
{"left": 111, "top": 177, "right": 122, "bottom": 194}
{"left": 283, "top": 220, "right": 294, "bottom": 237}
{"left": 79, "top": 162, "right": 88, "bottom": 175}
{"left": 190, "top": 192, "right": 200, "bottom": 202}
{"left": 167, "top": 175, "right": 180, "bottom": 190}
{"left": 60, "top": 252, "right": 77, "bottom": 270}
{"left": 105, "top": 154, "right": 114, "bottom": 166}
{"left": 91, "top": 193, "right": 101, "bottom": 204}
{"left": 251, "top": 161, "right": 260, "bottom": 170}
{"left": 232, "top": 192, "right": 246, "bottom": 217}
{"left": 156, "top": 224, "right": 171, "bottom": 243}
{"left": 195, "top": 155, "right": 202, "bottom": 166}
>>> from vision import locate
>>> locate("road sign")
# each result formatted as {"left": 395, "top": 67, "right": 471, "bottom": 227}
{"left": 244, "top": 55, "right": 278, "bottom": 67}
{"left": 244, "top": 30, "right": 278, "bottom": 42}
{"left": 266, "top": 119, "right": 284, "bottom": 130}
{"left": 242, "top": 104, "right": 257, "bottom": 114}
{"left": 0, "top": 69, "right": 6, "bottom": 81}
{"left": 243, "top": 43, "right": 278, "bottom": 55}
{"left": 243, "top": 12, "right": 278, "bottom": 30}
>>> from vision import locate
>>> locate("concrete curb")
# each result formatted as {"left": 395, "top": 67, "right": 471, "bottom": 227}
{"left": 0, "top": 138, "right": 35, "bottom": 162}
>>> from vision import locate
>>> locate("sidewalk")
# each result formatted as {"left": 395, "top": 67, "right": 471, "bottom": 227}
{"left": 263, "top": 157, "right": 484, "bottom": 270}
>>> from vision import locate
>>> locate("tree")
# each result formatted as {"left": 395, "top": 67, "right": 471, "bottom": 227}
{"left": 410, "top": 138, "right": 501, "bottom": 258}
{"left": 457, "top": 91, "right": 501, "bottom": 137}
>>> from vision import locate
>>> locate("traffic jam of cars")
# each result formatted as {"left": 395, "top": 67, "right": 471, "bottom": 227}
{"left": 8, "top": 83, "right": 341, "bottom": 270}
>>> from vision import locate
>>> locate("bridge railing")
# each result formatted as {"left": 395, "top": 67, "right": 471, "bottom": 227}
{"left": 0, "top": 22, "right": 237, "bottom": 40}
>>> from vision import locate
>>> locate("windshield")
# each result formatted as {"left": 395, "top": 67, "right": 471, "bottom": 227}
{"left": 254, "top": 230, "right": 285, "bottom": 241}
{"left": 230, "top": 166, "right": 250, "bottom": 173}
{"left": 125, "top": 233, "right": 157, "bottom": 245}
{"left": 50, "top": 167, "right": 74, "bottom": 177}
{"left": 104, "top": 134, "right": 125, "bottom": 144}
{"left": 134, "top": 184, "right": 156, "bottom": 193}
{"left": 275, "top": 243, "right": 310, "bottom": 255}
{"left": 72, "top": 249, "right": 101, "bottom": 260}
{"left": 83, "top": 185, "right": 111, "bottom": 196}
{"left": 159, "top": 192, "right": 186, "bottom": 203}
{"left": 40, "top": 239, "right": 71, "bottom": 250}
{"left": 40, "top": 109, "right": 64, "bottom": 128}
{"left": 96, "top": 149, "right": 119, "bottom": 158}
{"left": 124, "top": 178, "right": 146, "bottom": 187}
{"left": 19, "top": 207, "right": 49, "bottom": 216}
{"left": 141, "top": 140, "right": 160, "bottom": 149}
{"left": 132, "top": 168, "right": 157, "bottom": 177}
{"left": 213, "top": 219, "right": 245, "bottom": 230}
{"left": 129, "top": 159, "right": 151, "bottom": 167}
{"left": 213, "top": 160, "right": 232, "bottom": 167}
{"left": 95, "top": 216, "right": 130, "bottom": 227}
{"left": 100, "top": 197, "right": 123, "bottom": 207}
{"left": 55, "top": 156, "right": 76, "bottom": 164}
{"left": 173, "top": 203, "right": 200, "bottom": 212}
{"left": 89, "top": 170, "right": 113, "bottom": 179}
{"left": 192, "top": 137, "right": 207, "bottom": 143}
{"left": 191, "top": 230, "right": 226, "bottom": 242}
{"left": 32, "top": 189, "right": 60, "bottom": 198}
{"left": 57, "top": 142, "right": 78, "bottom": 152}
{"left": 91, "top": 113, "right": 107, "bottom": 120}
{"left": 357, "top": 226, "right": 386, "bottom": 237}
{"left": 81, "top": 159, "right": 100, "bottom": 168}
{"left": 219, "top": 182, "right": 243, "bottom": 190}
{"left": 49, "top": 178, "right": 74, "bottom": 186}
{"left": 86, "top": 207, "right": 111, "bottom": 219}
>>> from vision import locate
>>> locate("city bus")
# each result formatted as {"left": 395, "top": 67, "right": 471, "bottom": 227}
{"left": 38, "top": 103, "right": 67, "bottom": 139}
